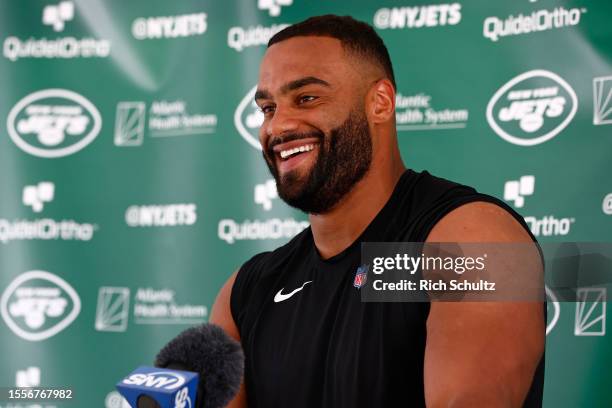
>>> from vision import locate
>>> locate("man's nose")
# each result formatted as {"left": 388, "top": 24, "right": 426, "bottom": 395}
{"left": 264, "top": 107, "right": 300, "bottom": 140}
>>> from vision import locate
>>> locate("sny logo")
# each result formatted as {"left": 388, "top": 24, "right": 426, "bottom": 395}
{"left": 23, "top": 182, "right": 55, "bottom": 213}
{"left": 503, "top": 175, "right": 535, "bottom": 208}
{"left": 354, "top": 265, "right": 369, "bottom": 289}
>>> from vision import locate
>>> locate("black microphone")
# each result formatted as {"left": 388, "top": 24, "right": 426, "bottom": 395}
{"left": 154, "top": 323, "right": 244, "bottom": 408}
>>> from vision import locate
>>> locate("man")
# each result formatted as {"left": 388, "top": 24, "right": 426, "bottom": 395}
{"left": 211, "top": 15, "right": 544, "bottom": 407}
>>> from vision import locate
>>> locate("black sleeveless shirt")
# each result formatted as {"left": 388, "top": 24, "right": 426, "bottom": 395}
{"left": 231, "top": 169, "right": 545, "bottom": 407}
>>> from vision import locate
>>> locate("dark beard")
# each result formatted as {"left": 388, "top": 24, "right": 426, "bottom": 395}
{"left": 262, "top": 108, "right": 373, "bottom": 214}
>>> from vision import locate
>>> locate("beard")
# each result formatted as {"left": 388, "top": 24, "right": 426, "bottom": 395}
{"left": 262, "top": 107, "right": 373, "bottom": 214}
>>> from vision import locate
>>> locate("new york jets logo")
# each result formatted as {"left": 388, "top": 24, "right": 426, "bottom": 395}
{"left": 7, "top": 89, "right": 102, "bottom": 158}
{"left": 1, "top": 270, "right": 81, "bottom": 341}
{"left": 487, "top": 70, "right": 577, "bottom": 146}
{"left": 234, "top": 85, "right": 264, "bottom": 150}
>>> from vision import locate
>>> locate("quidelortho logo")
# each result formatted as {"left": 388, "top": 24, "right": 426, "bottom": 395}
{"left": 125, "top": 204, "right": 197, "bottom": 227}
{"left": 603, "top": 193, "right": 612, "bottom": 215}
{"left": 0, "top": 182, "right": 97, "bottom": 244}
{"left": 228, "top": 23, "right": 289, "bottom": 52}
{"left": 574, "top": 288, "right": 606, "bottom": 336}
{"left": 502, "top": 176, "right": 575, "bottom": 237}
{"left": 255, "top": 179, "right": 278, "bottom": 211}
{"left": 3, "top": 1, "right": 111, "bottom": 61}
{"left": 374, "top": 3, "right": 462, "bottom": 30}
{"left": 16, "top": 366, "right": 40, "bottom": 387}
{"left": 219, "top": 178, "right": 308, "bottom": 244}
{"left": 218, "top": 218, "right": 309, "bottom": 244}
{"left": 1, "top": 182, "right": 96, "bottom": 243}
{"left": 487, "top": 70, "right": 577, "bottom": 146}
{"left": 235, "top": 85, "right": 264, "bottom": 150}
{"left": 258, "top": 0, "right": 293, "bottom": 17}
{"left": 395, "top": 92, "right": 468, "bottom": 131}
{"left": 42, "top": 1, "right": 74, "bottom": 31}
{"left": 524, "top": 215, "right": 575, "bottom": 237}
{"left": 131, "top": 13, "right": 207, "bottom": 40}
{"left": 0, "top": 270, "right": 81, "bottom": 341}
{"left": 483, "top": 5, "right": 586, "bottom": 42}
{"left": 23, "top": 182, "right": 55, "bottom": 213}
{"left": 593, "top": 75, "right": 612, "bottom": 125}
{"left": 115, "top": 100, "right": 217, "bottom": 146}
{"left": 95, "top": 287, "right": 130, "bottom": 332}
{"left": 503, "top": 175, "right": 534, "bottom": 208}
{"left": 7, "top": 89, "right": 102, "bottom": 158}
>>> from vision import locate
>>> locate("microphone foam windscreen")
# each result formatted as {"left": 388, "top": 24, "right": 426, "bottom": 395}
{"left": 155, "top": 324, "right": 244, "bottom": 408}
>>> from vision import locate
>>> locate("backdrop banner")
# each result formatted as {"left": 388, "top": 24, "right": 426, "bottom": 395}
{"left": 0, "top": 1, "right": 610, "bottom": 407}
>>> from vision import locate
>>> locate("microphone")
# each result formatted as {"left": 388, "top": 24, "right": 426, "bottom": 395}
{"left": 117, "top": 366, "right": 198, "bottom": 408}
{"left": 116, "top": 323, "right": 244, "bottom": 408}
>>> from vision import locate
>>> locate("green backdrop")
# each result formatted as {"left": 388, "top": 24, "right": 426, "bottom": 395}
{"left": 0, "top": 0, "right": 610, "bottom": 406}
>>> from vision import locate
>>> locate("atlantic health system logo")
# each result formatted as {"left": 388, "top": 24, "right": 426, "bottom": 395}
{"left": 487, "top": 70, "right": 577, "bottom": 146}
{"left": 95, "top": 286, "right": 208, "bottom": 331}
{"left": 593, "top": 75, "right": 612, "bottom": 125}
{"left": 114, "top": 100, "right": 217, "bottom": 146}
{"left": 7, "top": 89, "right": 102, "bottom": 158}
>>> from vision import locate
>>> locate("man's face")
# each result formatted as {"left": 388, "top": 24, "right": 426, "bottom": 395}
{"left": 255, "top": 36, "right": 373, "bottom": 214}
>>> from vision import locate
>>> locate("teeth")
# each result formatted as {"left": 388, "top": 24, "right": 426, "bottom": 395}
{"left": 280, "top": 144, "right": 314, "bottom": 159}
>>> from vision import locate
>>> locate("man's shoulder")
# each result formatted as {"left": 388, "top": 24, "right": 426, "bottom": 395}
{"left": 394, "top": 169, "right": 535, "bottom": 242}
{"left": 235, "top": 226, "right": 312, "bottom": 282}
{"left": 410, "top": 169, "right": 476, "bottom": 197}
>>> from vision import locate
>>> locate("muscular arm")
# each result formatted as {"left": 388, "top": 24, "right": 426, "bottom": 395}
{"left": 424, "top": 202, "right": 545, "bottom": 407}
{"left": 209, "top": 271, "right": 248, "bottom": 408}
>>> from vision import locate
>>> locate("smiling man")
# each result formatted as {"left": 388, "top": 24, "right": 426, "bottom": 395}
{"left": 211, "top": 15, "right": 545, "bottom": 407}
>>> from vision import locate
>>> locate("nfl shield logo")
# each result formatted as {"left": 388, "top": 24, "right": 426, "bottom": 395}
{"left": 353, "top": 264, "right": 369, "bottom": 288}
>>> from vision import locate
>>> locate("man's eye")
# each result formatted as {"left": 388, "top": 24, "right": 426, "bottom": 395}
{"left": 298, "top": 95, "right": 317, "bottom": 104}
{"left": 260, "top": 105, "right": 275, "bottom": 114}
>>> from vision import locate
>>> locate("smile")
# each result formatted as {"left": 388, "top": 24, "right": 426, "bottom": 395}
{"left": 279, "top": 144, "right": 315, "bottom": 160}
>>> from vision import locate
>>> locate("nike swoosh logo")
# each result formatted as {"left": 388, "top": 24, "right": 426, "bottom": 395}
{"left": 274, "top": 281, "right": 313, "bottom": 303}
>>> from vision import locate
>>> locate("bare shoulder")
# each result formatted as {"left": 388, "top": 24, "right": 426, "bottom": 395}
{"left": 209, "top": 270, "right": 248, "bottom": 407}
{"left": 427, "top": 200, "right": 533, "bottom": 243}
{"left": 422, "top": 200, "right": 544, "bottom": 406}
{"left": 209, "top": 270, "right": 241, "bottom": 342}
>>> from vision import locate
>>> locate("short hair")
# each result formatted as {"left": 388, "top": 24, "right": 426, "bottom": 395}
{"left": 268, "top": 15, "right": 396, "bottom": 89}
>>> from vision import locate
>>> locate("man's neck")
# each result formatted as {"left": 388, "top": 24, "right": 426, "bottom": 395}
{"left": 308, "top": 161, "right": 406, "bottom": 259}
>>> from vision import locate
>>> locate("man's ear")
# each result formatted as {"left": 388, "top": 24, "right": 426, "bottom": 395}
{"left": 367, "top": 78, "right": 395, "bottom": 124}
